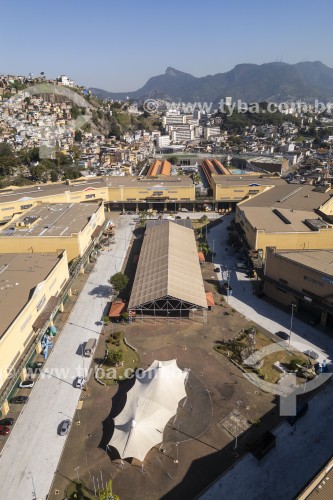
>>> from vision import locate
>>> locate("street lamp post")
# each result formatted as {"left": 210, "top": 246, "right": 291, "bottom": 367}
{"left": 29, "top": 472, "right": 36, "bottom": 500}
{"left": 227, "top": 268, "right": 231, "bottom": 304}
{"left": 288, "top": 303, "right": 296, "bottom": 348}
{"left": 75, "top": 466, "right": 80, "bottom": 484}
{"left": 212, "top": 240, "right": 215, "bottom": 264}
{"left": 174, "top": 442, "right": 179, "bottom": 463}
{"left": 81, "top": 343, "right": 85, "bottom": 379}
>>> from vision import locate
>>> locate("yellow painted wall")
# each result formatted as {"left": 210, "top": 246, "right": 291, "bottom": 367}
{"left": 263, "top": 281, "right": 293, "bottom": 306}
{"left": 0, "top": 204, "right": 105, "bottom": 261}
{"left": 265, "top": 248, "right": 333, "bottom": 300}
{"left": 320, "top": 196, "right": 333, "bottom": 216}
{"left": 257, "top": 230, "right": 333, "bottom": 257}
{"left": 0, "top": 251, "right": 69, "bottom": 391}
{"left": 213, "top": 183, "right": 271, "bottom": 201}
{"left": 235, "top": 208, "right": 258, "bottom": 249}
{"left": 0, "top": 182, "right": 195, "bottom": 221}
{"left": 236, "top": 206, "right": 333, "bottom": 257}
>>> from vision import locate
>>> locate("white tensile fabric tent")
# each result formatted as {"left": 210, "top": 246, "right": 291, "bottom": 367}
{"left": 110, "top": 359, "right": 187, "bottom": 462}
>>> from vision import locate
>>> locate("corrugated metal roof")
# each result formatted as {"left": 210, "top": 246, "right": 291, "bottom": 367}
{"left": 301, "top": 457, "right": 333, "bottom": 500}
{"left": 129, "top": 222, "right": 207, "bottom": 309}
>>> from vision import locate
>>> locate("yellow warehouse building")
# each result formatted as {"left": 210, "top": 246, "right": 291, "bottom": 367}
{"left": 0, "top": 251, "right": 70, "bottom": 413}
{"left": 0, "top": 202, "right": 105, "bottom": 262}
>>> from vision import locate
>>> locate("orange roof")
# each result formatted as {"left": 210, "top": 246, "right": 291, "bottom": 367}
{"left": 198, "top": 251, "right": 205, "bottom": 263}
{"left": 160, "top": 160, "right": 171, "bottom": 176}
{"left": 206, "top": 291, "right": 215, "bottom": 307}
{"left": 147, "top": 159, "right": 161, "bottom": 176}
{"left": 108, "top": 300, "right": 127, "bottom": 318}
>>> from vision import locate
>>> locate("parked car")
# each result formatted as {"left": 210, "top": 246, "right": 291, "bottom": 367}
{"left": 31, "top": 361, "right": 43, "bottom": 374}
{"left": 0, "top": 425, "right": 11, "bottom": 436}
{"left": 0, "top": 418, "right": 14, "bottom": 427}
{"left": 275, "top": 331, "right": 290, "bottom": 341}
{"left": 303, "top": 350, "right": 319, "bottom": 360}
{"left": 28, "top": 361, "right": 44, "bottom": 375}
{"left": 75, "top": 377, "right": 86, "bottom": 389}
{"left": 314, "top": 362, "right": 329, "bottom": 375}
{"left": 10, "top": 396, "right": 29, "bottom": 404}
{"left": 19, "top": 380, "right": 35, "bottom": 389}
{"left": 59, "top": 419, "right": 71, "bottom": 436}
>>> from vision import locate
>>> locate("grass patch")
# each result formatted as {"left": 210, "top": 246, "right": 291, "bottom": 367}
{"left": 214, "top": 329, "right": 313, "bottom": 384}
{"left": 98, "top": 331, "right": 140, "bottom": 385}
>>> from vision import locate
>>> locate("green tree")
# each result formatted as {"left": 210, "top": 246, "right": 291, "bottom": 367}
{"left": 106, "top": 350, "right": 123, "bottom": 366}
{"left": 109, "top": 272, "right": 129, "bottom": 292}
{"left": 0, "top": 143, "right": 17, "bottom": 176}
{"left": 139, "top": 210, "right": 147, "bottom": 227}
{"left": 62, "top": 166, "right": 81, "bottom": 180}
{"left": 50, "top": 170, "right": 59, "bottom": 182}
{"left": 29, "top": 164, "right": 46, "bottom": 182}
{"left": 168, "top": 156, "right": 179, "bottom": 165}
{"left": 74, "top": 130, "right": 82, "bottom": 142}
{"left": 99, "top": 479, "right": 120, "bottom": 500}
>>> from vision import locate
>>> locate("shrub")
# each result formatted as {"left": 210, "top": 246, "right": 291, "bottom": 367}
{"left": 289, "top": 358, "right": 304, "bottom": 371}
{"left": 106, "top": 349, "right": 123, "bottom": 366}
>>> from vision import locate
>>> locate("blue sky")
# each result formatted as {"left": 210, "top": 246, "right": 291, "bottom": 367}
{"left": 2, "top": 0, "right": 333, "bottom": 91}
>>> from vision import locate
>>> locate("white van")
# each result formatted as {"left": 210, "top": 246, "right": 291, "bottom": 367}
{"left": 84, "top": 338, "right": 96, "bottom": 357}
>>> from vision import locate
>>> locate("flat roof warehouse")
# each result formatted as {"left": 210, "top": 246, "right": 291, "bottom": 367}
{"left": 238, "top": 185, "right": 333, "bottom": 233}
{"left": 0, "top": 253, "right": 64, "bottom": 338}
{"left": 0, "top": 203, "right": 101, "bottom": 238}
{"left": 0, "top": 176, "right": 193, "bottom": 204}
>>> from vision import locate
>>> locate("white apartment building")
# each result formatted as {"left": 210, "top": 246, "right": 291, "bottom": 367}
{"left": 59, "top": 75, "right": 74, "bottom": 87}
{"left": 204, "top": 126, "right": 221, "bottom": 140}
{"left": 157, "top": 135, "right": 171, "bottom": 148}
{"left": 171, "top": 125, "right": 195, "bottom": 143}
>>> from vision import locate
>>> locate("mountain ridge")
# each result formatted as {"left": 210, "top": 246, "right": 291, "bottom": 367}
{"left": 90, "top": 61, "right": 333, "bottom": 103}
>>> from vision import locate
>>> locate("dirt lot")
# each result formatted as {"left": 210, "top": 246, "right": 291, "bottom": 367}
{"left": 48, "top": 262, "right": 285, "bottom": 500}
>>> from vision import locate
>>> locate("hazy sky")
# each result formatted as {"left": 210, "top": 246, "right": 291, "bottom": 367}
{"left": 2, "top": 0, "right": 333, "bottom": 91}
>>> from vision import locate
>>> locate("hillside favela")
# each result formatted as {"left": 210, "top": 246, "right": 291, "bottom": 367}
{"left": 1, "top": 2, "right": 333, "bottom": 500}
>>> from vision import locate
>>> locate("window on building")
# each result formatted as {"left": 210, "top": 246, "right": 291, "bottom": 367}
{"left": 304, "top": 275, "right": 323, "bottom": 287}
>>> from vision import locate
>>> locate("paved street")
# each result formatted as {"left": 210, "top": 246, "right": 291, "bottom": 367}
{"left": 206, "top": 214, "right": 332, "bottom": 363}
{"left": 202, "top": 214, "right": 333, "bottom": 500}
{"left": 0, "top": 214, "right": 134, "bottom": 500}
